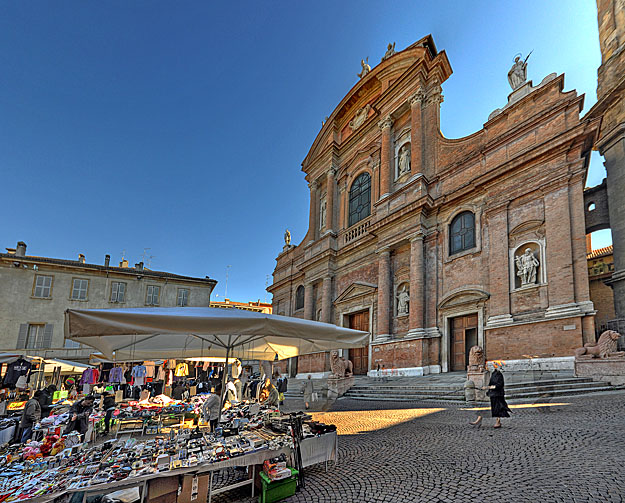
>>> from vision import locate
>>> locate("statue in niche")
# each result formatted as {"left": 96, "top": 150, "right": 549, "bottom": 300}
{"left": 357, "top": 58, "right": 371, "bottom": 79}
{"left": 284, "top": 229, "right": 291, "bottom": 246}
{"left": 508, "top": 53, "right": 531, "bottom": 90}
{"left": 515, "top": 247, "right": 540, "bottom": 286}
{"left": 398, "top": 144, "right": 411, "bottom": 177}
{"left": 319, "top": 197, "right": 327, "bottom": 230}
{"left": 381, "top": 42, "right": 396, "bottom": 61}
{"left": 397, "top": 285, "right": 410, "bottom": 316}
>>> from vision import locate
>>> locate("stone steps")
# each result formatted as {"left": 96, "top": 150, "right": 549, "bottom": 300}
{"left": 343, "top": 377, "right": 621, "bottom": 402}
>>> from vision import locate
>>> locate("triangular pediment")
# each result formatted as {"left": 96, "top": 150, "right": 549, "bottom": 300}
{"left": 334, "top": 282, "right": 377, "bottom": 304}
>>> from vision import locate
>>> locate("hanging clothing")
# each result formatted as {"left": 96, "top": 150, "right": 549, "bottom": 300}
{"left": 109, "top": 366, "right": 124, "bottom": 383}
{"left": 3, "top": 359, "right": 32, "bottom": 387}
{"left": 167, "top": 360, "right": 177, "bottom": 370}
{"left": 79, "top": 368, "right": 93, "bottom": 385}
{"left": 131, "top": 365, "right": 147, "bottom": 386}
{"left": 156, "top": 366, "right": 166, "bottom": 381}
{"left": 143, "top": 361, "right": 156, "bottom": 378}
{"left": 174, "top": 362, "right": 189, "bottom": 377}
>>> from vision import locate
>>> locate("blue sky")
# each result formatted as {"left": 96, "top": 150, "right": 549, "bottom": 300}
{"left": 0, "top": 1, "right": 609, "bottom": 302}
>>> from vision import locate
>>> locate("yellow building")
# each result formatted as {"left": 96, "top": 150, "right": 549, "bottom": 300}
{"left": 209, "top": 299, "right": 272, "bottom": 314}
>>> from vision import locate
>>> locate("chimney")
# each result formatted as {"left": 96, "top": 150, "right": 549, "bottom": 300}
{"left": 135, "top": 262, "right": 144, "bottom": 271}
{"left": 104, "top": 254, "right": 110, "bottom": 267}
{"left": 120, "top": 259, "right": 129, "bottom": 268}
{"left": 15, "top": 242, "right": 27, "bottom": 257}
{"left": 78, "top": 254, "right": 86, "bottom": 264}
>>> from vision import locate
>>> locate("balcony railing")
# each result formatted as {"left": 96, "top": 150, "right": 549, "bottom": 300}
{"left": 344, "top": 218, "right": 371, "bottom": 245}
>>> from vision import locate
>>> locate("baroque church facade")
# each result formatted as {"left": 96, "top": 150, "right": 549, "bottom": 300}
{"left": 267, "top": 35, "right": 599, "bottom": 376}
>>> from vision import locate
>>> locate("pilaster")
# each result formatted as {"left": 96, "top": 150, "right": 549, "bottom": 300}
{"left": 378, "top": 116, "right": 393, "bottom": 199}
{"left": 376, "top": 248, "right": 392, "bottom": 341}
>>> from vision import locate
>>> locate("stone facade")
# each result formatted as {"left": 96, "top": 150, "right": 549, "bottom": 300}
{"left": 268, "top": 35, "right": 598, "bottom": 376}
{"left": 586, "top": 0, "right": 625, "bottom": 322}
{"left": 0, "top": 241, "right": 217, "bottom": 361}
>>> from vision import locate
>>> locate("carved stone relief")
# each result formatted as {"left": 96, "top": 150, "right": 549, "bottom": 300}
{"left": 349, "top": 105, "right": 372, "bottom": 131}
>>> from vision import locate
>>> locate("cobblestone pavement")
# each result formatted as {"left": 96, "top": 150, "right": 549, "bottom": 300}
{"left": 212, "top": 392, "right": 625, "bottom": 502}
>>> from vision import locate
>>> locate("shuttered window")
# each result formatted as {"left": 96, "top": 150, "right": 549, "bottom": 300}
{"left": 111, "top": 282, "right": 126, "bottom": 303}
{"left": 177, "top": 289, "right": 189, "bottom": 307}
{"left": 71, "top": 278, "right": 89, "bottom": 300}
{"left": 146, "top": 285, "right": 160, "bottom": 306}
{"left": 17, "top": 324, "right": 53, "bottom": 349}
{"left": 33, "top": 275, "right": 53, "bottom": 298}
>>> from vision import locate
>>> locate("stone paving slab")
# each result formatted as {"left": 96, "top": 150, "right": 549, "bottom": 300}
{"left": 212, "top": 392, "right": 625, "bottom": 502}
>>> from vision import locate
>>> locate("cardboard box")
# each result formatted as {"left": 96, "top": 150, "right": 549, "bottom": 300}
{"left": 178, "top": 474, "right": 209, "bottom": 503}
{"left": 148, "top": 476, "right": 179, "bottom": 503}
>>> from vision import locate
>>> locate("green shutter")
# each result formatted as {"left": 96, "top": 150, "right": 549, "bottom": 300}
{"left": 43, "top": 324, "right": 54, "bottom": 348}
{"left": 16, "top": 324, "right": 28, "bottom": 349}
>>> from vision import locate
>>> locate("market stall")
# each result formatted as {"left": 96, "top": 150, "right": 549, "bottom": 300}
{"left": 0, "top": 399, "right": 339, "bottom": 503}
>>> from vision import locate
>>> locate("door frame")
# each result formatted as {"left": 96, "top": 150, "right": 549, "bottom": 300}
{"left": 449, "top": 314, "right": 478, "bottom": 371}
{"left": 442, "top": 308, "right": 484, "bottom": 373}
{"left": 340, "top": 305, "right": 373, "bottom": 375}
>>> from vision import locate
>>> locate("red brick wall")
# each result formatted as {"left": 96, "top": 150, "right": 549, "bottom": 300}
{"left": 485, "top": 317, "right": 583, "bottom": 360}
{"left": 589, "top": 277, "right": 616, "bottom": 328}
{"left": 296, "top": 352, "right": 329, "bottom": 374}
{"left": 371, "top": 340, "right": 423, "bottom": 370}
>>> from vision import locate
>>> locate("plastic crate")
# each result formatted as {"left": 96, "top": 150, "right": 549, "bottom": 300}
{"left": 258, "top": 468, "right": 298, "bottom": 503}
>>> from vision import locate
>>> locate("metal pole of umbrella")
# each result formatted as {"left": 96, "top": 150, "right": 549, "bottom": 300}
{"left": 218, "top": 335, "right": 232, "bottom": 413}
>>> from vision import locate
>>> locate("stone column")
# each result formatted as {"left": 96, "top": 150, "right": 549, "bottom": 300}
{"left": 408, "top": 233, "right": 425, "bottom": 337}
{"left": 410, "top": 90, "right": 424, "bottom": 176}
{"left": 378, "top": 116, "right": 393, "bottom": 199}
{"left": 307, "top": 181, "right": 318, "bottom": 243}
{"left": 376, "top": 248, "right": 391, "bottom": 340}
{"left": 485, "top": 205, "right": 513, "bottom": 328}
{"left": 325, "top": 167, "right": 336, "bottom": 233}
{"left": 602, "top": 137, "right": 625, "bottom": 322}
{"left": 304, "top": 282, "right": 314, "bottom": 321}
{"left": 544, "top": 183, "right": 578, "bottom": 317}
{"left": 321, "top": 276, "right": 333, "bottom": 323}
{"left": 569, "top": 172, "right": 595, "bottom": 344}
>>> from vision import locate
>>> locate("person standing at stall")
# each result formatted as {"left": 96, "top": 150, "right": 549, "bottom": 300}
{"left": 101, "top": 391, "right": 116, "bottom": 435}
{"left": 20, "top": 391, "right": 42, "bottom": 443}
{"left": 201, "top": 393, "right": 220, "bottom": 432}
{"left": 65, "top": 395, "right": 95, "bottom": 439}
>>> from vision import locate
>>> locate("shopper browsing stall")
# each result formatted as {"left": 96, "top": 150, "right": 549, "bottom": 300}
{"left": 20, "top": 391, "right": 42, "bottom": 443}
{"left": 101, "top": 391, "right": 116, "bottom": 435}
{"left": 64, "top": 395, "right": 95, "bottom": 439}
{"left": 201, "top": 392, "right": 220, "bottom": 432}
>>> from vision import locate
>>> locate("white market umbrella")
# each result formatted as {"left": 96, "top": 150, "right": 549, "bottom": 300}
{"left": 65, "top": 306, "right": 368, "bottom": 361}
{"left": 65, "top": 306, "right": 368, "bottom": 408}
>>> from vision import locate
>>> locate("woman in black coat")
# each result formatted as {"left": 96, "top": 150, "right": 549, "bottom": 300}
{"left": 470, "top": 366, "right": 511, "bottom": 428}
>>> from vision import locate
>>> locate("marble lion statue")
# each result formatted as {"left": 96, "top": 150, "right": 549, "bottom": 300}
{"left": 468, "top": 345, "right": 485, "bottom": 371}
{"left": 575, "top": 330, "right": 625, "bottom": 359}
{"left": 330, "top": 350, "right": 353, "bottom": 377}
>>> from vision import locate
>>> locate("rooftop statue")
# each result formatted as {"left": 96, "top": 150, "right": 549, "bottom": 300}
{"left": 508, "top": 52, "right": 531, "bottom": 90}
{"left": 284, "top": 229, "right": 291, "bottom": 246}
{"left": 357, "top": 58, "right": 371, "bottom": 79}
{"left": 381, "top": 42, "right": 396, "bottom": 61}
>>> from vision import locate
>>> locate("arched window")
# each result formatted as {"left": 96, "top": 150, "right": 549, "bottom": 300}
{"left": 449, "top": 211, "right": 475, "bottom": 255}
{"left": 348, "top": 173, "right": 371, "bottom": 227}
{"left": 295, "top": 285, "right": 305, "bottom": 310}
